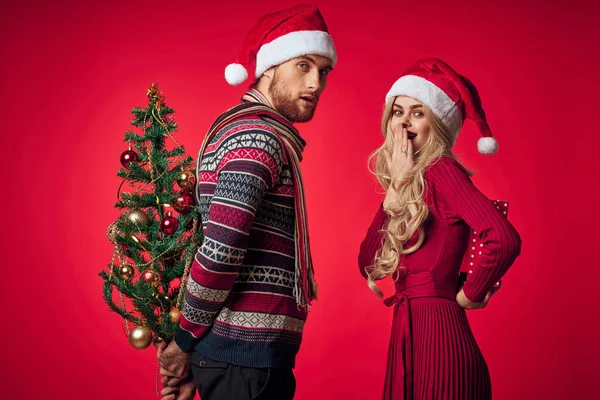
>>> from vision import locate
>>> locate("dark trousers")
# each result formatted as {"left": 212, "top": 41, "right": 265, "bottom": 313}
{"left": 190, "top": 352, "right": 296, "bottom": 400}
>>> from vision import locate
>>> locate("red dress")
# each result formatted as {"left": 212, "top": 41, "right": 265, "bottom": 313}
{"left": 358, "top": 157, "right": 522, "bottom": 400}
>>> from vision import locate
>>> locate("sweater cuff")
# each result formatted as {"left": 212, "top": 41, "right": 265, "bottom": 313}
{"left": 174, "top": 327, "right": 197, "bottom": 353}
{"left": 462, "top": 283, "right": 488, "bottom": 304}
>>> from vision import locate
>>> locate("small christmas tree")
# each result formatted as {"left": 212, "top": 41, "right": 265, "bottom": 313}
{"left": 100, "top": 84, "right": 202, "bottom": 350}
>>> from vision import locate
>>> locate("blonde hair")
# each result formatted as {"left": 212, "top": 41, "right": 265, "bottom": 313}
{"left": 365, "top": 97, "right": 465, "bottom": 297}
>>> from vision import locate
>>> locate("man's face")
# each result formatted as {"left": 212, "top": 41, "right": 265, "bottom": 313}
{"left": 267, "top": 55, "right": 333, "bottom": 123}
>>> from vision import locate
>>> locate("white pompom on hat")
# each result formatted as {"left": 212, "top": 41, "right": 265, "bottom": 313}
{"left": 224, "top": 63, "right": 249, "bottom": 86}
{"left": 385, "top": 58, "right": 498, "bottom": 155}
{"left": 224, "top": 4, "right": 337, "bottom": 86}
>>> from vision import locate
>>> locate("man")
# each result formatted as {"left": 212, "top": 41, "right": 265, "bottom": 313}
{"left": 158, "top": 4, "right": 337, "bottom": 400}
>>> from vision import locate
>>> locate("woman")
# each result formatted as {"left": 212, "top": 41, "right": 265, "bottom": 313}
{"left": 358, "top": 58, "right": 522, "bottom": 400}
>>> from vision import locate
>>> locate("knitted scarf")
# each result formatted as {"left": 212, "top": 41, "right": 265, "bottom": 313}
{"left": 195, "top": 90, "right": 317, "bottom": 310}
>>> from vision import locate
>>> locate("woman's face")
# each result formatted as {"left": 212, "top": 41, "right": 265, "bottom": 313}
{"left": 389, "top": 96, "right": 431, "bottom": 152}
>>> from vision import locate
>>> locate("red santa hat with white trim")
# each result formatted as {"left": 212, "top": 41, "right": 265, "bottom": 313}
{"left": 224, "top": 4, "right": 337, "bottom": 86}
{"left": 385, "top": 58, "right": 499, "bottom": 155}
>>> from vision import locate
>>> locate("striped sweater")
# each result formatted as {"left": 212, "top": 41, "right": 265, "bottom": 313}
{"left": 174, "top": 92, "right": 307, "bottom": 368}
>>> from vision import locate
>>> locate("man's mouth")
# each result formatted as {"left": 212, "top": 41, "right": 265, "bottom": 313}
{"left": 299, "top": 95, "right": 317, "bottom": 107}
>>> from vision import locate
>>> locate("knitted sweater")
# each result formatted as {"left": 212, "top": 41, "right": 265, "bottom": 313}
{"left": 174, "top": 92, "right": 307, "bottom": 368}
{"left": 358, "top": 156, "right": 522, "bottom": 302}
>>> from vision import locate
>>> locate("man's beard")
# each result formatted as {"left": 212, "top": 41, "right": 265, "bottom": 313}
{"left": 268, "top": 73, "right": 317, "bottom": 123}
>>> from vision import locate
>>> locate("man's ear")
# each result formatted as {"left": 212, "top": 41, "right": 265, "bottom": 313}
{"left": 262, "top": 67, "right": 275, "bottom": 80}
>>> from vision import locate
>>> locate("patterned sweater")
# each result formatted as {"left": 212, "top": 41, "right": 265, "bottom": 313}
{"left": 174, "top": 92, "right": 307, "bottom": 368}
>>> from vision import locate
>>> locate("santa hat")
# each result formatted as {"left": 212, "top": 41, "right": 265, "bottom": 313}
{"left": 385, "top": 58, "right": 498, "bottom": 155}
{"left": 224, "top": 4, "right": 337, "bottom": 86}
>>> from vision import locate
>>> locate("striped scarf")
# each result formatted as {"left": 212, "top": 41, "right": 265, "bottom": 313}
{"left": 195, "top": 89, "right": 317, "bottom": 310}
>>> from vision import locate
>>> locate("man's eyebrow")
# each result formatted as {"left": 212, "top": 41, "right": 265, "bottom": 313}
{"left": 299, "top": 55, "right": 333, "bottom": 70}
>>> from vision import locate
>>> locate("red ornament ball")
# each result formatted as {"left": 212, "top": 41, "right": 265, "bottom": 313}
{"left": 172, "top": 192, "right": 195, "bottom": 214}
{"left": 141, "top": 270, "right": 159, "bottom": 286}
{"left": 120, "top": 149, "right": 138, "bottom": 168}
{"left": 160, "top": 212, "right": 178, "bottom": 235}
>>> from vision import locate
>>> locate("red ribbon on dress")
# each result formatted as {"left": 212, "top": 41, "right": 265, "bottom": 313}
{"left": 384, "top": 292, "right": 413, "bottom": 400}
{"left": 382, "top": 284, "right": 456, "bottom": 400}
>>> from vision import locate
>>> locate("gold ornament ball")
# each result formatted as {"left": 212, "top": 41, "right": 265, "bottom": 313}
{"left": 127, "top": 209, "right": 150, "bottom": 225}
{"left": 128, "top": 326, "right": 153, "bottom": 349}
{"left": 153, "top": 336, "right": 165, "bottom": 349}
{"left": 176, "top": 170, "right": 196, "bottom": 190}
{"left": 118, "top": 264, "right": 135, "bottom": 280}
{"left": 169, "top": 309, "right": 182, "bottom": 324}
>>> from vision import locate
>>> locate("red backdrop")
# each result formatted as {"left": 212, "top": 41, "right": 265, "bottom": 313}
{"left": 2, "top": 0, "right": 599, "bottom": 399}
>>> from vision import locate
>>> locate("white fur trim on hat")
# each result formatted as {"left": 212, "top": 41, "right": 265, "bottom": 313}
{"left": 385, "top": 75, "right": 463, "bottom": 138}
{"left": 255, "top": 30, "right": 337, "bottom": 78}
{"left": 225, "top": 63, "right": 249, "bottom": 86}
{"left": 477, "top": 136, "right": 499, "bottom": 155}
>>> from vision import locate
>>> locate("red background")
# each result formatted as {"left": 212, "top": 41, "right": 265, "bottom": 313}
{"left": 2, "top": 0, "right": 599, "bottom": 399}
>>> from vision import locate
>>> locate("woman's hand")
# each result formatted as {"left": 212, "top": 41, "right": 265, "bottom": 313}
{"left": 456, "top": 283, "right": 501, "bottom": 310}
{"left": 383, "top": 125, "right": 414, "bottom": 210}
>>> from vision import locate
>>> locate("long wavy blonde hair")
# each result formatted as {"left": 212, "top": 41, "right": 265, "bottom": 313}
{"left": 366, "top": 97, "right": 465, "bottom": 297}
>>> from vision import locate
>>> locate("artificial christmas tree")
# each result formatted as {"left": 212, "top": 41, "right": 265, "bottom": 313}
{"left": 100, "top": 84, "right": 202, "bottom": 349}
